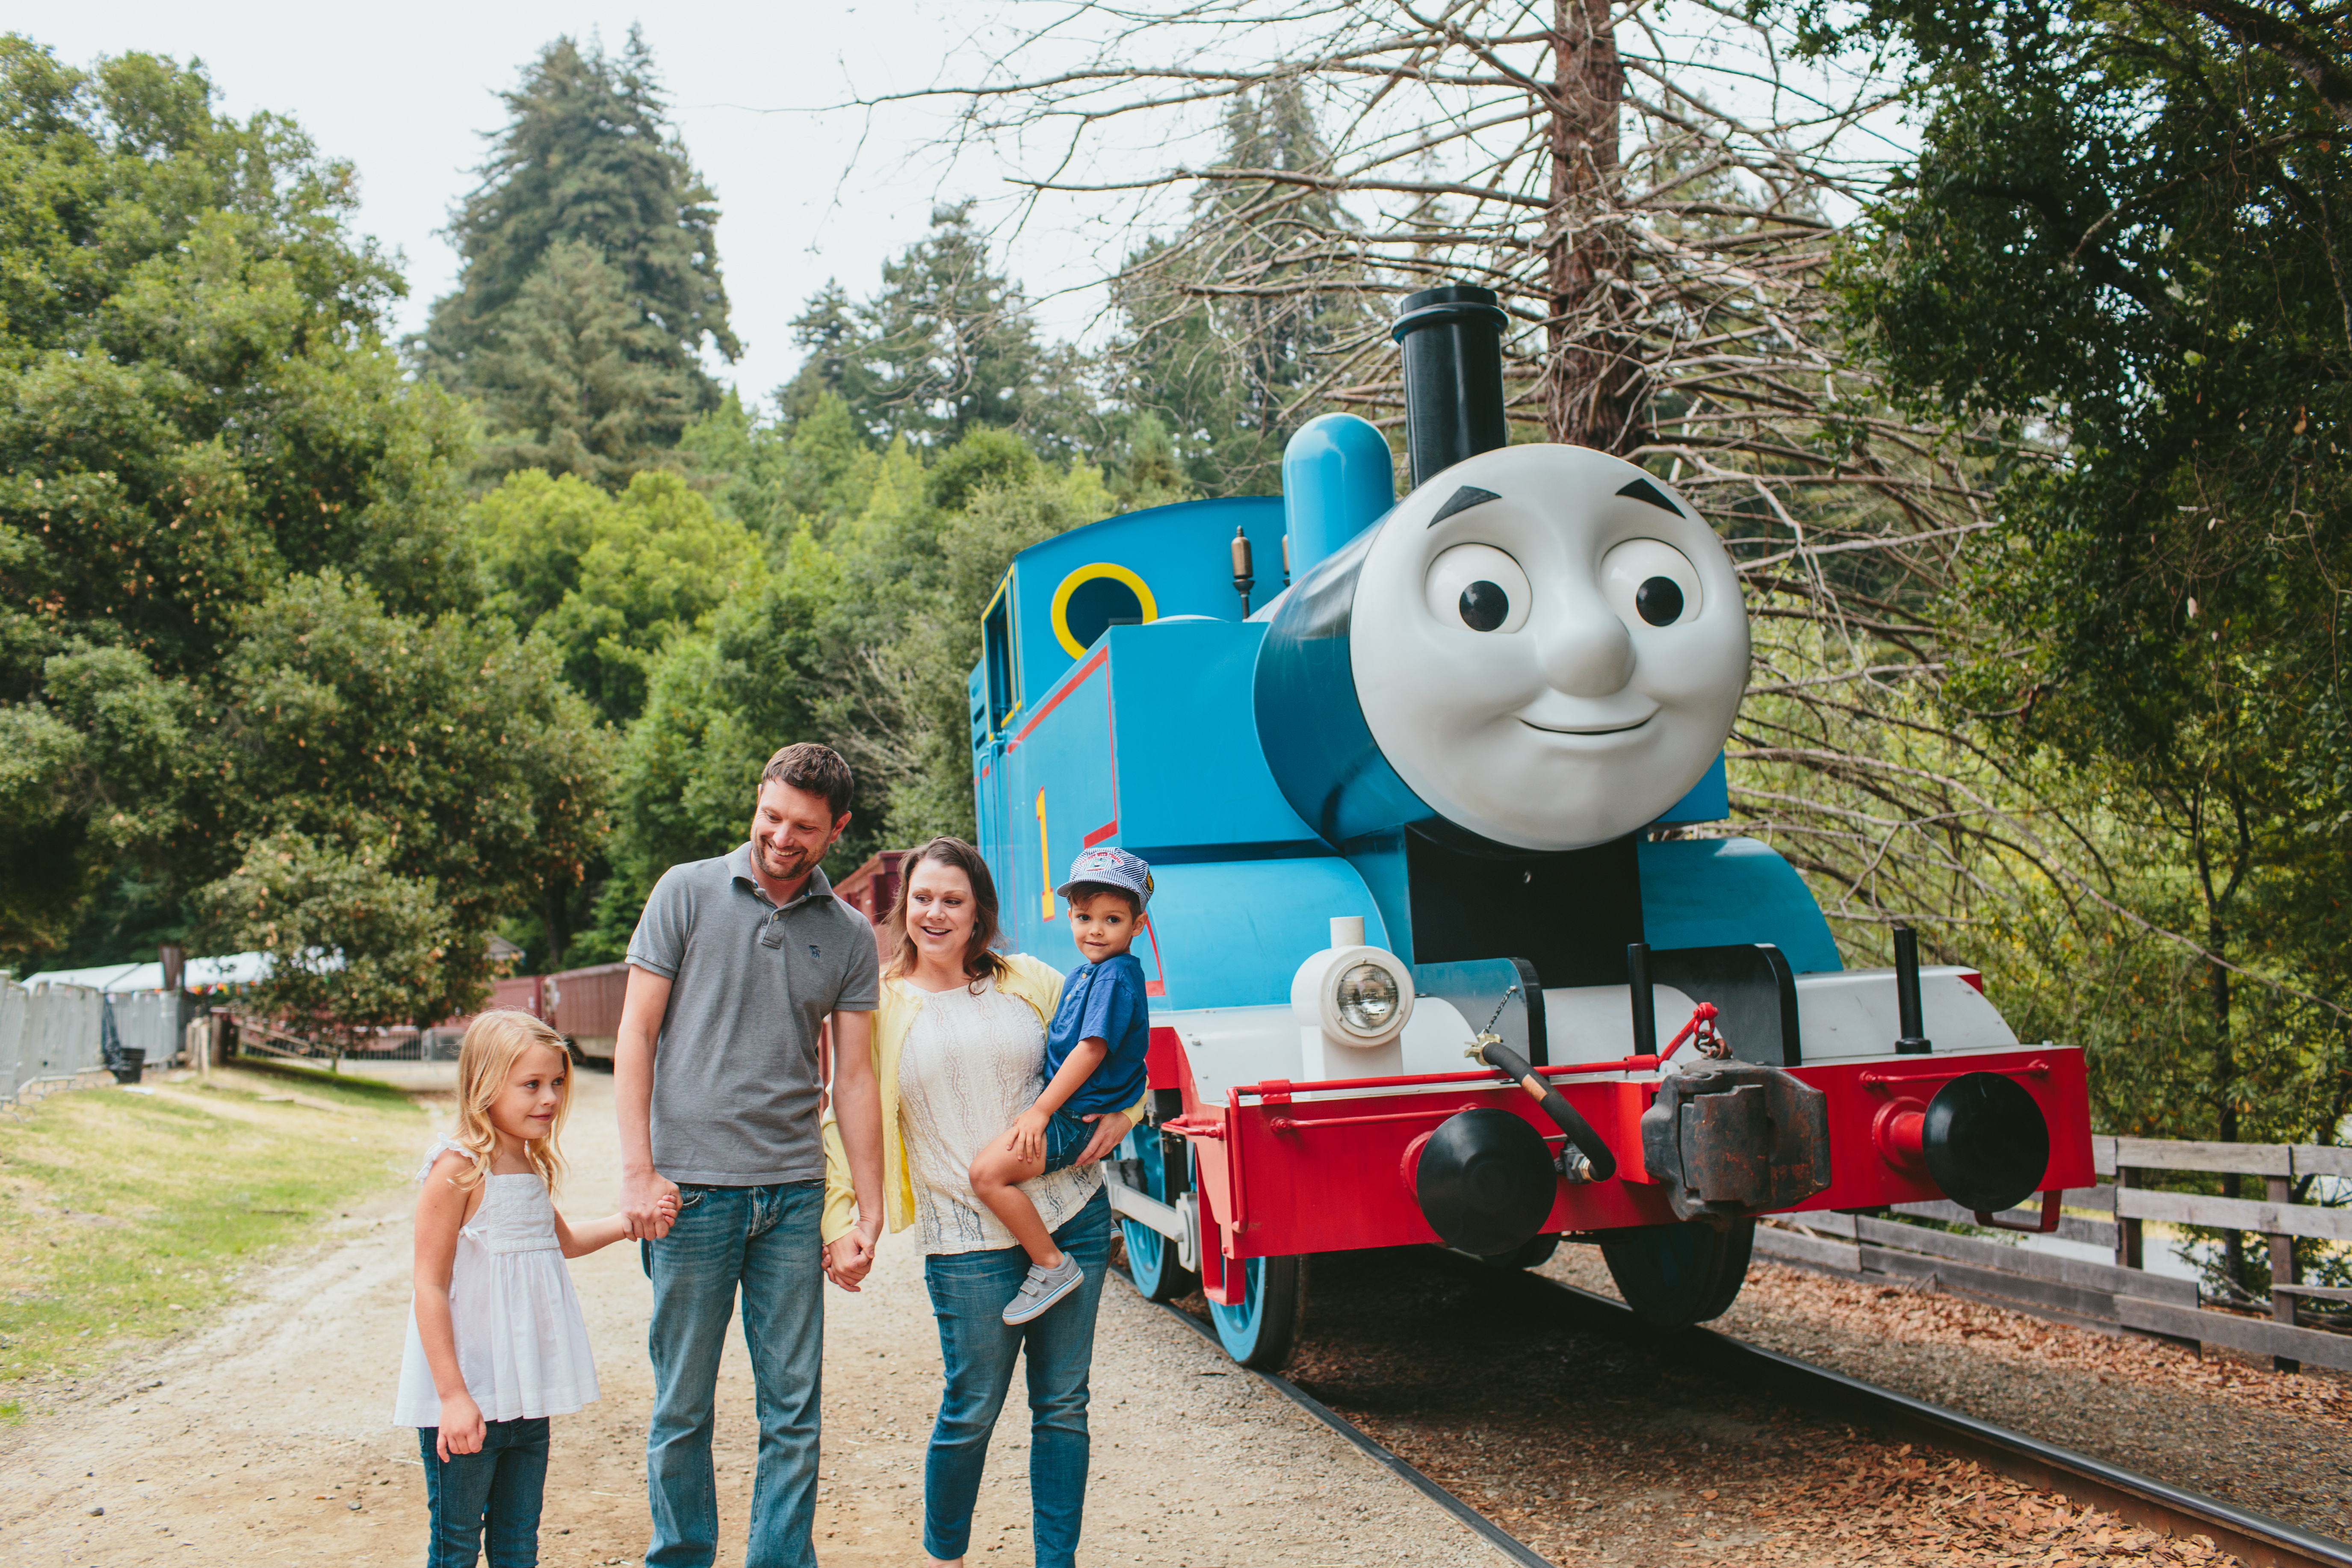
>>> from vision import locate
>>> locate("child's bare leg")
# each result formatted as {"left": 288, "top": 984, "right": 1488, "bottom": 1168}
{"left": 969, "top": 1134, "right": 1063, "bottom": 1267}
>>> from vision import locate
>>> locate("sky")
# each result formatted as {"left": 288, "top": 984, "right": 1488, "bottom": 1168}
{"left": 13, "top": 1, "right": 1132, "bottom": 406}
{"left": 13, "top": 4, "right": 1911, "bottom": 410}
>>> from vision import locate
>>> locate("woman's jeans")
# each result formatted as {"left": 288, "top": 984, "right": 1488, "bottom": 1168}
{"left": 922, "top": 1188, "right": 1111, "bottom": 1567}
{"left": 418, "top": 1417, "right": 548, "bottom": 1567}
{"left": 644, "top": 1181, "right": 826, "bottom": 1568}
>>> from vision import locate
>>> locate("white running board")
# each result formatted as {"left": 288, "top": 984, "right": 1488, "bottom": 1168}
{"left": 1106, "top": 1171, "right": 1201, "bottom": 1272}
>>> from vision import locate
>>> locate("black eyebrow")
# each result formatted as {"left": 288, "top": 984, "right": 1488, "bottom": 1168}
{"left": 1616, "top": 477, "right": 1685, "bottom": 517}
{"left": 1429, "top": 485, "right": 1501, "bottom": 526}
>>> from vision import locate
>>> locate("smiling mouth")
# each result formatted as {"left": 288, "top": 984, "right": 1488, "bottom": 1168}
{"left": 1518, "top": 715, "right": 1654, "bottom": 736}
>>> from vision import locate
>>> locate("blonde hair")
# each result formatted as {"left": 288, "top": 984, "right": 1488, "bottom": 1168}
{"left": 446, "top": 1009, "right": 572, "bottom": 1194}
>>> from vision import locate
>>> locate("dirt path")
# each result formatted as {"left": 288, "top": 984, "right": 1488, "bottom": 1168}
{"left": 0, "top": 1070, "right": 1498, "bottom": 1567}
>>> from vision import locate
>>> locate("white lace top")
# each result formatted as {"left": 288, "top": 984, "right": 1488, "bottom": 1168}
{"left": 393, "top": 1141, "right": 600, "bottom": 1426}
{"left": 896, "top": 977, "right": 1102, "bottom": 1255}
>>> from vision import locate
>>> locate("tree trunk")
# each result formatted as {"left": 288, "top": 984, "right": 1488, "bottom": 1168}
{"left": 1545, "top": 0, "right": 1640, "bottom": 453}
{"left": 2212, "top": 914, "right": 2243, "bottom": 1290}
{"left": 543, "top": 888, "right": 568, "bottom": 975}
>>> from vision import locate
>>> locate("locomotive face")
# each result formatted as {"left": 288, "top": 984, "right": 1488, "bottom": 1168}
{"left": 1349, "top": 444, "right": 1748, "bottom": 852}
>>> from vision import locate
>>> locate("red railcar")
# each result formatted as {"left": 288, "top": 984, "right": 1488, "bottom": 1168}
{"left": 544, "top": 963, "right": 628, "bottom": 1062}
{"left": 833, "top": 850, "right": 911, "bottom": 963}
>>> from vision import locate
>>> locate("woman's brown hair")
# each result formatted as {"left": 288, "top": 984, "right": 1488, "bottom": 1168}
{"left": 884, "top": 836, "right": 1010, "bottom": 988}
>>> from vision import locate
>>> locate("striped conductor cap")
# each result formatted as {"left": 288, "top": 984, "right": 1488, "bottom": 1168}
{"left": 1055, "top": 846, "right": 1153, "bottom": 909}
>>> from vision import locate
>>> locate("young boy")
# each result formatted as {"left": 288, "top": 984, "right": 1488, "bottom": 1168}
{"left": 970, "top": 846, "right": 1154, "bottom": 1324}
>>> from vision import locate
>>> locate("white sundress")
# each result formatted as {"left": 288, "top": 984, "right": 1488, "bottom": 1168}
{"left": 393, "top": 1140, "right": 600, "bottom": 1427}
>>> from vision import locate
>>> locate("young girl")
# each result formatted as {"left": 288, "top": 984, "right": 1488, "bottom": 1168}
{"left": 393, "top": 1008, "right": 667, "bottom": 1567}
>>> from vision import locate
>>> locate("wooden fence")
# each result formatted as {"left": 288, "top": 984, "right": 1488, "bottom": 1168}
{"left": 1756, "top": 1135, "right": 2352, "bottom": 1374}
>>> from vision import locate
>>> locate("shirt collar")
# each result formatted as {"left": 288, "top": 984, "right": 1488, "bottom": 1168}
{"left": 728, "top": 842, "right": 838, "bottom": 912}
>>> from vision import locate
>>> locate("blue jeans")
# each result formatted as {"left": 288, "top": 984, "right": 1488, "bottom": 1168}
{"left": 922, "top": 1189, "right": 1111, "bottom": 1567}
{"left": 418, "top": 1417, "right": 547, "bottom": 1567}
{"left": 643, "top": 1181, "right": 824, "bottom": 1568}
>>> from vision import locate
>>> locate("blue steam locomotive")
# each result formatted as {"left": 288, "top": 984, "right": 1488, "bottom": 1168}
{"left": 967, "top": 285, "right": 2092, "bottom": 1370}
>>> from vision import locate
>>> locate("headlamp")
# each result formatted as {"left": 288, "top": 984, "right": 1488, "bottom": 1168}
{"left": 1335, "top": 961, "right": 1403, "bottom": 1036}
{"left": 1290, "top": 920, "right": 1415, "bottom": 1052}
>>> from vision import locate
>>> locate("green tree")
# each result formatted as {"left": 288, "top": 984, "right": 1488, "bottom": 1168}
{"left": 675, "top": 388, "right": 883, "bottom": 543}
{"left": 0, "top": 38, "right": 477, "bottom": 961}
{"left": 578, "top": 430, "right": 1115, "bottom": 959}
{"left": 1108, "top": 79, "right": 1370, "bottom": 493}
{"left": 775, "top": 205, "right": 1092, "bottom": 458}
{"left": 1806, "top": 0, "right": 2352, "bottom": 1237}
{"left": 205, "top": 571, "right": 610, "bottom": 1019}
{"left": 470, "top": 467, "right": 766, "bottom": 727}
{"left": 421, "top": 30, "right": 735, "bottom": 480}
{"left": 467, "top": 239, "right": 703, "bottom": 485}
{"left": 0, "top": 644, "right": 189, "bottom": 955}
{"left": 577, "top": 534, "right": 852, "bottom": 960}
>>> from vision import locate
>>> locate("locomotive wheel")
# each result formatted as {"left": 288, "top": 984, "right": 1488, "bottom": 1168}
{"left": 1599, "top": 1218, "right": 1756, "bottom": 1328}
{"left": 1209, "top": 1255, "right": 1309, "bottom": 1371}
{"left": 1117, "top": 1128, "right": 1199, "bottom": 1304}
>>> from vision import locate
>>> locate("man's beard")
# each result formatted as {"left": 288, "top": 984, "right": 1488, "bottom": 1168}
{"left": 756, "top": 837, "right": 816, "bottom": 880}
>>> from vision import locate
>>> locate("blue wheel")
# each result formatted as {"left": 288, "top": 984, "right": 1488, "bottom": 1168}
{"left": 1599, "top": 1218, "right": 1755, "bottom": 1327}
{"left": 1208, "top": 1253, "right": 1308, "bottom": 1371}
{"left": 1117, "top": 1127, "right": 1198, "bottom": 1304}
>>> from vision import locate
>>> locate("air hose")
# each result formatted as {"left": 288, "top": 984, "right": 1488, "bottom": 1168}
{"left": 1476, "top": 1039, "right": 1618, "bottom": 1181}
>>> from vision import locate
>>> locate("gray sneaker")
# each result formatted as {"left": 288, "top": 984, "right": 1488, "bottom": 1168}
{"left": 1002, "top": 1255, "right": 1084, "bottom": 1325}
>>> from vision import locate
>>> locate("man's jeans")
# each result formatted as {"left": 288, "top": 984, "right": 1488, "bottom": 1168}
{"left": 644, "top": 1181, "right": 824, "bottom": 1568}
{"left": 418, "top": 1416, "right": 548, "bottom": 1567}
{"left": 921, "top": 1189, "right": 1111, "bottom": 1567}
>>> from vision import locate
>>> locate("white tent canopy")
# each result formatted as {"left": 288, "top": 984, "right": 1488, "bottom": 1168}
{"left": 18, "top": 951, "right": 280, "bottom": 993}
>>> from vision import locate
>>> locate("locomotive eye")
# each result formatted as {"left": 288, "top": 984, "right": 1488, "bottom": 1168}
{"left": 1425, "top": 544, "right": 1531, "bottom": 634}
{"left": 1600, "top": 538, "right": 1702, "bottom": 629}
{"left": 1635, "top": 576, "right": 1684, "bottom": 626}
{"left": 1459, "top": 581, "right": 1509, "bottom": 631}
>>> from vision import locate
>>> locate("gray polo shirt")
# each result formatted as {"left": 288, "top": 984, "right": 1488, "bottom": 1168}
{"left": 626, "top": 843, "right": 881, "bottom": 1185}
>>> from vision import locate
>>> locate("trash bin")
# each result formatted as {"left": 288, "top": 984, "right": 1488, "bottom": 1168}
{"left": 109, "top": 1048, "right": 144, "bottom": 1084}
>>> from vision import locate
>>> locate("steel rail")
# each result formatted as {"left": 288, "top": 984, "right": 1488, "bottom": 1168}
{"left": 1527, "top": 1273, "right": 2352, "bottom": 1568}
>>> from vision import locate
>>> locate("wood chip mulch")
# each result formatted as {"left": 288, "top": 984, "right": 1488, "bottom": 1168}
{"left": 1744, "top": 1444, "right": 2235, "bottom": 1566}
{"left": 1730, "top": 1260, "right": 2352, "bottom": 1425}
{"left": 1266, "top": 1246, "right": 2270, "bottom": 1566}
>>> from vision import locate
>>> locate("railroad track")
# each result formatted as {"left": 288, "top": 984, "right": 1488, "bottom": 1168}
{"left": 1118, "top": 1265, "right": 1556, "bottom": 1568}
{"left": 1118, "top": 1262, "right": 2352, "bottom": 1568}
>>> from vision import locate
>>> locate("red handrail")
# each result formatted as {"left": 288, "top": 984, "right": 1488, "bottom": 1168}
{"left": 1233, "top": 1054, "right": 1660, "bottom": 1100}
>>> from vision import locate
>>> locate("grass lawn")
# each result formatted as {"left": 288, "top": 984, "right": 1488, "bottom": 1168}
{"left": 0, "top": 1059, "right": 434, "bottom": 1417}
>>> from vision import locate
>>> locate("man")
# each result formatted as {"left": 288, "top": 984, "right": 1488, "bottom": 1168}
{"left": 615, "top": 742, "right": 886, "bottom": 1568}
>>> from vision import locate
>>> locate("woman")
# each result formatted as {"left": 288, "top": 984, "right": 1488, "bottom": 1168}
{"left": 820, "top": 836, "right": 1143, "bottom": 1568}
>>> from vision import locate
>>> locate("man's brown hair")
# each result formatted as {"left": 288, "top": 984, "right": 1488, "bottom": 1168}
{"left": 760, "top": 742, "right": 854, "bottom": 820}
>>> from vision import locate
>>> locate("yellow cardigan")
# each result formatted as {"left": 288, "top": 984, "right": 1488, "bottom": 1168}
{"left": 819, "top": 953, "right": 1149, "bottom": 1244}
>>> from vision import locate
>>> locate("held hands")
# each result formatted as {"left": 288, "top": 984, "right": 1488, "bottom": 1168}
{"left": 623, "top": 1168, "right": 682, "bottom": 1240}
{"left": 1074, "top": 1110, "right": 1136, "bottom": 1167}
{"left": 435, "top": 1389, "right": 486, "bottom": 1462}
{"left": 1008, "top": 1107, "right": 1052, "bottom": 1164}
{"left": 824, "top": 1225, "right": 879, "bottom": 1292}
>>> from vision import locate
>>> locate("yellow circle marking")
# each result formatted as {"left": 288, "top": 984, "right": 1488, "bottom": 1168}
{"left": 1049, "top": 563, "right": 1158, "bottom": 658}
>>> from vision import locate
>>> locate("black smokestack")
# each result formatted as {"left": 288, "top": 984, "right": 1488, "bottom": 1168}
{"left": 1392, "top": 284, "right": 1510, "bottom": 489}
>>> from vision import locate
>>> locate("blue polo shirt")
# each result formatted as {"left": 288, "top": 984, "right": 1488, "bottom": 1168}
{"left": 1043, "top": 951, "right": 1150, "bottom": 1117}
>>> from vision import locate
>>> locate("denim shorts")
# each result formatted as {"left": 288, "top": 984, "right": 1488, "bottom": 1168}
{"left": 1038, "top": 1108, "right": 1094, "bottom": 1175}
